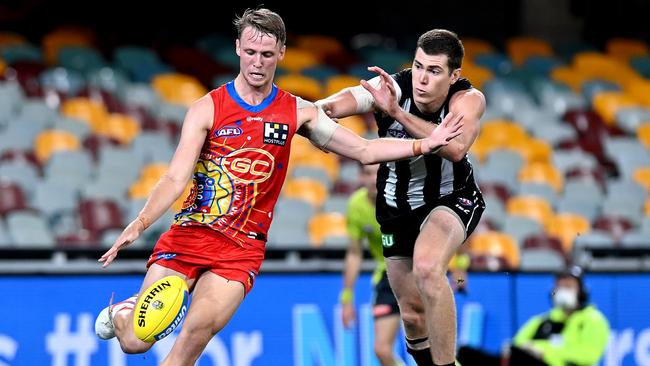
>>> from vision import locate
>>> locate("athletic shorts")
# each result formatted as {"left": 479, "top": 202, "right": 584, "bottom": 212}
{"left": 372, "top": 272, "right": 400, "bottom": 319}
{"left": 146, "top": 225, "right": 265, "bottom": 295}
{"left": 380, "top": 184, "right": 485, "bottom": 258}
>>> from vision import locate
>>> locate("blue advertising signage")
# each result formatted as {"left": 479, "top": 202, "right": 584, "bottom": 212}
{"left": 0, "top": 273, "right": 649, "bottom": 365}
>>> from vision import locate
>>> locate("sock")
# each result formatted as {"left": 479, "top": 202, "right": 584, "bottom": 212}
{"left": 111, "top": 295, "right": 137, "bottom": 320}
{"left": 406, "top": 337, "right": 433, "bottom": 366}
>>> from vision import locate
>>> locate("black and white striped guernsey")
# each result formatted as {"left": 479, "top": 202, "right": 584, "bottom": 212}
{"left": 374, "top": 68, "right": 477, "bottom": 226}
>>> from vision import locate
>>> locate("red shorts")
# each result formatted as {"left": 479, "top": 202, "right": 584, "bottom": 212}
{"left": 146, "top": 225, "right": 265, "bottom": 295}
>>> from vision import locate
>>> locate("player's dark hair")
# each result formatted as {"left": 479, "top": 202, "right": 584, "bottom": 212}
{"left": 234, "top": 7, "right": 286, "bottom": 46}
{"left": 416, "top": 29, "right": 464, "bottom": 73}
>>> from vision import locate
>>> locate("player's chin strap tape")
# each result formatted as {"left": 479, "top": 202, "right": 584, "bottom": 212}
{"left": 310, "top": 107, "right": 339, "bottom": 149}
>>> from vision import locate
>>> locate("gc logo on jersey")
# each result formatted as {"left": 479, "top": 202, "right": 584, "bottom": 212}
{"left": 221, "top": 148, "right": 275, "bottom": 184}
{"left": 263, "top": 122, "right": 289, "bottom": 146}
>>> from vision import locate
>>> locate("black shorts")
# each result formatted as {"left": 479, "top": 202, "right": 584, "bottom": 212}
{"left": 372, "top": 271, "right": 400, "bottom": 319}
{"left": 380, "top": 184, "right": 485, "bottom": 258}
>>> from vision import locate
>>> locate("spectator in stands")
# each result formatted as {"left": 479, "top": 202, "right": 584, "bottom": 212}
{"left": 457, "top": 266, "right": 610, "bottom": 366}
{"left": 317, "top": 29, "right": 485, "bottom": 366}
{"left": 93, "top": 7, "right": 464, "bottom": 366}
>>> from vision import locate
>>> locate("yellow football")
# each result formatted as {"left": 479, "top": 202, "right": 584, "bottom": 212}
{"left": 133, "top": 275, "right": 189, "bottom": 342}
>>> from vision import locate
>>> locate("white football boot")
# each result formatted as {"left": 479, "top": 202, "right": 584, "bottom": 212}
{"left": 94, "top": 294, "right": 137, "bottom": 340}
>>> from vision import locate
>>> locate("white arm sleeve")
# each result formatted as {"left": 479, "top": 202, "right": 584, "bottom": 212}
{"left": 348, "top": 75, "right": 402, "bottom": 113}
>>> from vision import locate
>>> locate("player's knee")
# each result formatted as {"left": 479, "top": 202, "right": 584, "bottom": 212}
{"left": 374, "top": 341, "right": 394, "bottom": 362}
{"left": 400, "top": 308, "right": 425, "bottom": 333}
{"left": 413, "top": 260, "right": 446, "bottom": 286}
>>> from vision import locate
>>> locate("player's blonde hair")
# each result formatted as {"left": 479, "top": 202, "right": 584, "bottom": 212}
{"left": 233, "top": 8, "right": 286, "bottom": 46}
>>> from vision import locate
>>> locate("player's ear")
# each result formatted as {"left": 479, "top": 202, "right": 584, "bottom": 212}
{"left": 278, "top": 44, "right": 286, "bottom": 61}
{"left": 235, "top": 39, "right": 241, "bottom": 57}
{"left": 451, "top": 68, "right": 461, "bottom": 84}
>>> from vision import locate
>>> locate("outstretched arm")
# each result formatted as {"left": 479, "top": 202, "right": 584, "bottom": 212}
{"left": 363, "top": 66, "right": 485, "bottom": 162}
{"left": 296, "top": 101, "right": 463, "bottom": 164}
{"left": 99, "top": 95, "right": 213, "bottom": 267}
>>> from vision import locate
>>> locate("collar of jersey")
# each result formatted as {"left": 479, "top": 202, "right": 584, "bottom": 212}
{"left": 226, "top": 80, "right": 278, "bottom": 113}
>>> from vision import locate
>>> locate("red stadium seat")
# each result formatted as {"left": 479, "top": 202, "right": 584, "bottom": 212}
{"left": 0, "top": 181, "right": 28, "bottom": 216}
{"left": 79, "top": 199, "right": 124, "bottom": 237}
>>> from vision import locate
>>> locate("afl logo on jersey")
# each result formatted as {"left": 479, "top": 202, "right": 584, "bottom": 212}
{"left": 216, "top": 126, "right": 243, "bottom": 138}
{"left": 221, "top": 148, "right": 275, "bottom": 184}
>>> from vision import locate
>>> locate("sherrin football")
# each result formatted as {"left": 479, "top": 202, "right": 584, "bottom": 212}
{"left": 133, "top": 275, "right": 189, "bottom": 342}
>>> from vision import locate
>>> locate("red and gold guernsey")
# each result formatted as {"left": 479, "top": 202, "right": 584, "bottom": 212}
{"left": 173, "top": 81, "right": 297, "bottom": 246}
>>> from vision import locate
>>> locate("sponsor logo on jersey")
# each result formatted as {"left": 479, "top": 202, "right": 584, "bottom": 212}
{"left": 387, "top": 128, "right": 411, "bottom": 139}
{"left": 221, "top": 148, "right": 275, "bottom": 184}
{"left": 263, "top": 122, "right": 289, "bottom": 146}
{"left": 381, "top": 234, "right": 395, "bottom": 248}
{"left": 216, "top": 125, "right": 243, "bottom": 138}
{"left": 156, "top": 253, "right": 177, "bottom": 260}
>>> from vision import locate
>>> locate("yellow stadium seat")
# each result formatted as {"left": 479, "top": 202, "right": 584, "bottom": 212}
{"left": 625, "top": 79, "right": 650, "bottom": 107}
{"left": 480, "top": 119, "right": 528, "bottom": 147}
{"left": 633, "top": 167, "right": 650, "bottom": 192}
{"left": 279, "top": 47, "right": 320, "bottom": 72}
{"left": 61, "top": 98, "right": 109, "bottom": 131}
{"left": 592, "top": 92, "right": 639, "bottom": 126}
{"left": 0, "top": 32, "right": 27, "bottom": 48}
{"left": 506, "top": 36, "right": 553, "bottom": 65}
{"left": 308, "top": 212, "right": 348, "bottom": 247}
{"left": 460, "top": 62, "right": 493, "bottom": 89}
{"left": 638, "top": 123, "right": 650, "bottom": 150}
{"left": 508, "top": 138, "right": 552, "bottom": 164}
{"left": 325, "top": 75, "right": 361, "bottom": 97}
{"left": 646, "top": 198, "right": 650, "bottom": 216}
{"left": 152, "top": 73, "right": 208, "bottom": 107}
{"left": 0, "top": 59, "right": 5, "bottom": 76}
{"left": 506, "top": 195, "right": 554, "bottom": 227}
{"left": 296, "top": 35, "right": 344, "bottom": 59}
{"left": 545, "top": 213, "right": 591, "bottom": 253}
{"left": 519, "top": 162, "right": 564, "bottom": 192}
{"left": 550, "top": 66, "right": 590, "bottom": 92}
{"left": 42, "top": 28, "right": 94, "bottom": 64}
{"left": 283, "top": 178, "right": 328, "bottom": 208}
{"left": 34, "top": 130, "right": 81, "bottom": 163}
{"left": 573, "top": 52, "right": 641, "bottom": 87}
{"left": 96, "top": 114, "right": 141, "bottom": 145}
{"left": 141, "top": 163, "right": 169, "bottom": 181}
{"left": 338, "top": 115, "right": 368, "bottom": 136}
{"left": 275, "top": 74, "right": 323, "bottom": 101}
{"left": 469, "top": 231, "right": 520, "bottom": 268}
{"left": 461, "top": 38, "right": 495, "bottom": 61}
{"left": 606, "top": 38, "right": 649, "bottom": 62}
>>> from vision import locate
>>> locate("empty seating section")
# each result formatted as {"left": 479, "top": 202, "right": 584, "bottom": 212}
{"left": 0, "top": 28, "right": 647, "bottom": 269}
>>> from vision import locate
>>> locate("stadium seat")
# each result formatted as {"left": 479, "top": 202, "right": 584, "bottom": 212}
{"left": 632, "top": 167, "right": 650, "bottom": 192}
{"left": 506, "top": 195, "right": 554, "bottom": 227}
{"left": 637, "top": 123, "right": 650, "bottom": 150}
{"left": 593, "top": 92, "right": 639, "bottom": 126}
{"left": 592, "top": 215, "right": 635, "bottom": 242}
{"left": 506, "top": 36, "right": 554, "bottom": 65}
{"left": 458, "top": 62, "right": 493, "bottom": 89}
{"left": 461, "top": 38, "right": 495, "bottom": 62}
{"left": 518, "top": 162, "right": 564, "bottom": 192}
{"left": 61, "top": 97, "right": 109, "bottom": 131}
{"left": 520, "top": 248, "right": 566, "bottom": 271}
{"left": 1, "top": 44, "right": 43, "bottom": 65}
{"left": 42, "top": 27, "right": 94, "bottom": 65}
{"left": 545, "top": 213, "right": 590, "bottom": 252}
{"left": 606, "top": 38, "right": 649, "bottom": 62}
{"left": 57, "top": 45, "right": 106, "bottom": 74}
{"left": 518, "top": 182, "right": 558, "bottom": 206}
{"left": 34, "top": 130, "right": 81, "bottom": 163}
{"left": 279, "top": 48, "right": 320, "bottom": 73}
{"left": 337, "top": 115, "right": 368, "bottom": 136}
{"left": 0, "top": 181, "right": 28, "bottom": 216}
{"left": 79, "top": 199, "right": 124, "bottom": 237}
{"left": 550, "top": 66, "right": 590, "bottom": 92}
{"left": 33, "top": 179, "right": 78, "bottom": 220}
{"left": 44, "top": 150, "right": 93, "bottom": 190}
{"left": 324, "top": 75, "right": 361, "bottom": 97}
{"left": 151, "top": 73, "right": 208, "bottom": 107}
{"left": 291, "top": 165, "right": 333, "bottom": 190}
{"left": 646, "top": 198, "right": 650, "bottom": 216}
{"left": 469, "top": 231, "right": 520, "bottom": 269}
{"left": 469, "top": 254, "right": 510, "bottom": 272}
{"left": 502, "top": 215, "right": 543, "bottom": 246}
{"left": 308, "top": 212, "right": 348, "bottom": 247}
{"left": 296, "top": 35, "right": 344, "bottom": 60}
{"left": 96, "top": 113, "right": 141, "bottom": 144}
{"left": 275, "top": 74, "right": 323, "bottom": 101}
{"left": 6, "top": 211, "right": 55, "bottom": 247}
{"left": 282, "top": 178, "right": 328, "bottom": 208}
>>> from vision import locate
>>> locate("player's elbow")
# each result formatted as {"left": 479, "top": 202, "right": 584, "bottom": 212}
{"left": 444, "top": 146, "right": 467, "bottom": 162}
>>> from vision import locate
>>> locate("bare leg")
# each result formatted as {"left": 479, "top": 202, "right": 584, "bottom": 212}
{"left": 412, "top": 209, "right": 465, "bottom": 365}
{"left": 160, "top": 271, "right": 245, "bottom": 366}
{"left": 385, "top": 258, "right": 427, "bottom": 339}
{"left": 111, "top": 263, "right": 195, "bottom": 354}
{"left": 374, "top": 314, "right": 404, "bottom": 366}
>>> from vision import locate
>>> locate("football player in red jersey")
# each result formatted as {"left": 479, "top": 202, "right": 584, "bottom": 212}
{"left": 94, "top": 8, "right": 464, "bottom": 366}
